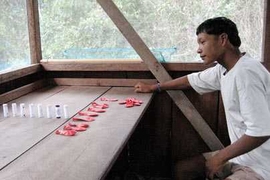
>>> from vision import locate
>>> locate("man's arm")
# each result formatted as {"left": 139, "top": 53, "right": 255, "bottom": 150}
{"left": 134, "top": 76, "right": 191, "bottom": 93}
{"left": 206, "top": 134, "right": 270, "bottom": 179}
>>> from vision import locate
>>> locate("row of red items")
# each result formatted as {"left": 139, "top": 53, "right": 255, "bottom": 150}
{"left": 55, "top": 101, "right": 109, "bottom": 136}
{"left": 101, "top": 97, "right": 143, "bottom": 108}
{"left": 72, "top": 101, "right": 109, "bottom": 122}
{"left": 55, "top": 97, "right": 143, "bottom": 136}
{"left": 55, "top": 122, "right": 89, "bottom": 136}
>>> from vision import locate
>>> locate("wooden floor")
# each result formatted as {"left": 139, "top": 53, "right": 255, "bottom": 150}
{"left": 0, "top": 85, "right": 153, "bottom": 180}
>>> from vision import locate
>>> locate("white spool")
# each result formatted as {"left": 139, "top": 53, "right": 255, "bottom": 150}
{"left": 46, "top": 105, "right": 52, "bottom": 119}
{"left": 63, "top": 105, "right": 69, "bottom": 119}
{"left": 55, "top": 105, "right": 61, "bottom": 119}
{"left": 3, "top": 104, "right": 9, "bottom": 118}
{"left": 37, "top": 104, "right": 43, "bottom": 118}
{"left": 29, "top": 103, "right": 34, "bottom": 118}
{"left": 11, "top": 103, "right": 17, "bottom": 117}
{"left": 20, "top": 103, "right": 25, "bottom": 117}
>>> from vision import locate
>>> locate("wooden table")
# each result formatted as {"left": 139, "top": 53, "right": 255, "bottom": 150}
{"left": 0, "top": 86, "right": 153, "bottom": 180}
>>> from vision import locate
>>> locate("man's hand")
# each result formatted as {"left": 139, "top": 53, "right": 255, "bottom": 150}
{"left": 134, "top": 82, "right": 155, "bottom": 93}
{"left": 205, "top": 153, "right": 226, "bottom": 179}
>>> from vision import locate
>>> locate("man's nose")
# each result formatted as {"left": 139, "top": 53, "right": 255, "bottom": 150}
{"left": 197, "top": 47, "right": 202, "bottom": 54}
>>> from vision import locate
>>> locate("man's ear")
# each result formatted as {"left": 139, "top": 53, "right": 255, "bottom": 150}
{"left": 220, "top": 33, "right": 229, "bottom": 45}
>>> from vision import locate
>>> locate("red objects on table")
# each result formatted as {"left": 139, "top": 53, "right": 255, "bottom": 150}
{"left": 73, "top": 116, "right": 95, "bottom": 122}
{"left": 91, "top": 102, "right": 109, "bottom": 109}
{"left": 118, "top": 100, "right": 126, "bottom": 104}
{"left": 126, "top": 99, "right": 134, "bottom": 108}
{"left": 68, "top": 122, "right": 89, "bottom": 128}
{"left": 87, "top": 107, "right": 106, "bottom": 113}
{"left": 55, "top": 129, "right": 77, "bottom": 136}
{"left": 100, "top": 97, "right": 118, "bottom": 102}
{"left": 55, "top": 122, "right": 89, "bottom": 136}
{"left": 56, "top": 97, "right": 143, "bottom": 136}
{"left": 118, "top": 98, "right": 143, "bottom": 108}
{"left": 78, "top": 111, "right": 99, "bottom": 117}
{"left": 63, "top": 124, "right": 87, "bottom": 131}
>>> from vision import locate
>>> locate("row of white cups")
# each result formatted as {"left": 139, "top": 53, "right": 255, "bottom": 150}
{"left": 2, "top": 103, "right": 69, "bottom": 119}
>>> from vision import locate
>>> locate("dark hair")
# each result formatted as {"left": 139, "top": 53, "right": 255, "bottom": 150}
{"left": 196, "top": 17, "right": 241, "bottom": 47}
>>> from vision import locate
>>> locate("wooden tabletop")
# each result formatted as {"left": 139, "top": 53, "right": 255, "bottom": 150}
{"left": 0, "top": 86, "right": 153, "bottom": 180}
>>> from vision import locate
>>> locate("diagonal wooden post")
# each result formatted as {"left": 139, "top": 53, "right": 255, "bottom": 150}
{"left": 97, "top": 0, "right": 224, "bottom": 151}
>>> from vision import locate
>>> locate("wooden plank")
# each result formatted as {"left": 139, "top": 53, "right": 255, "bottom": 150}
{"left": 41, "top": 61, "right": 212, "bottom": 72}
{"left": 0, "top": 64, "right": 41, "bottom": 84}
{"left": 0, "top": 79, "right": 47, "bottom": 104}
{"left": 263, "top": 0, "right": 270, "bottom": 70}
{"left": 52, "top": 78, "right": 157, "bottom": 86}
{"left": 217, "top": 95, "right": 231, "bottom": 146}
{"left": 0, "top": 86, "right": 109, "bottom": 171}
{"left": 41, "top": 61, "right": 148, "bottom": 71}
{"left": 0, "top": 87, "right": 153, "bottom": 180}
{"left": 41, "top": 58, "right": 143, "bottom": 63}
{"left": 172, "top": 91, "right": 219, "bottom": 160}
{"left": 97, "top": 0, "right": 223, "bottom": 150}
{"left": 128, "top": 92, "right": 172, "bottom": 177}
{"left": 26, "top": 0, "right": 42, "bottom": 63}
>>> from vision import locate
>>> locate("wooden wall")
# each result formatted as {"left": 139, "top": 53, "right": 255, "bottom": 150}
{"left": 100, "top": 71, "right": 229, "bottom": 179}
{"left": 263, "top": 0, "right": 270, "bottom": 70}
{"left": 0, "top": 66, "right": 226, "bottom": 179}
{"left": 106, "top": 89, "right": 228, "bottom": 179}
{"left": 0, "top": 65, "right": 47, "bottom": 103}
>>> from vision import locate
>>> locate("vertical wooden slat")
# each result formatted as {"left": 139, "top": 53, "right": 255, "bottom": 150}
{"left": 97, "top": 0, "right": 224, "bottom": 151}
{"left": 172, "top": 91, "right": 220, "bottom": 160}
{"left": 217, "top": 95, "right": 231, "bottom": 146}
{"left": 263, "top": 0, "right": 270, "bottom": 70}
{"left": 26, "top": 0, "right": 42, "bottom": 64}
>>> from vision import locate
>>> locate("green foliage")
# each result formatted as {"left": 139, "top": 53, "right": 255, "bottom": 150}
{"left": 38, "top": 0, "right": 263, "bottom": 61}
{"left": 0, "top": 0, "right": 30, "bottom": 71}
{"left": 0, "top": 0, "right": 265, "bottom": 71}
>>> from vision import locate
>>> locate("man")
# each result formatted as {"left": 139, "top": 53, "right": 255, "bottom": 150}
{"left": 134, "top": 17, "right": 270, "bottom": 180}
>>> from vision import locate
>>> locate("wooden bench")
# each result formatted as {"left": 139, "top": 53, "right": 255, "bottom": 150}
{"left": 0, "top": 85, "right": 153, "bottom": 180}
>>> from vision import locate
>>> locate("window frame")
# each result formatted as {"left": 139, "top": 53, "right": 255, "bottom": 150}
{"left": 262, "top": 0, "right": 270, "bottom": 70}
{"left": 1, "top": 0, "right": 270, "bottom": 81}
{"left": 27, "top": 0, "right": 42, "bottom": 65}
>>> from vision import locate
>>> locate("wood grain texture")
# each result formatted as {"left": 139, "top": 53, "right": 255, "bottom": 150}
{"left": 0, "top": 87, "right": 153, "bottom": 180}
{"left": 41, "top": 60, "right": 212, "bottom": 72}
{"left": 263, "top": 0, "right": 270, "bottom": 70}
{"left": 0, "top": 64, "right": 41, "bottom": 84}
{"left": 0, "top": 86, "right": 110, "bottom": 171}
{"left": 172, "top": 91, "right": 220, "bottom": 160}
{"left": 128, "top": 92, "right": 172, "bottom": 177}
{"left": 26, "top": 0, "right": 42, "bottom": 63}
{"left": 0, "top": 79, "right": 47, "bottom": 104}
{"left": 52, "top": 78, "right": 157, "bottom": 86}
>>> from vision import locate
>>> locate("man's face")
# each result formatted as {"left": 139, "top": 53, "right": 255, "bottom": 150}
{"left": 197, "top": 32, "right": 224, "bottom": 65}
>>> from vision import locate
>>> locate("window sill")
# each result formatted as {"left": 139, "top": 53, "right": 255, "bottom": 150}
{"left": 40, "top": 59, "right": 212, "bottom": 72}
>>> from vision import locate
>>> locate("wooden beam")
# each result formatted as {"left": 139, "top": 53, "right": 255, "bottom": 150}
{"left": 0, "top": 64, "right": 42, "bottom": 84}
{"left": 0, "top": 79, "right": 47, "bottom": 104}
{"left": 97, "top": 0, "right": 224, "bottom": 150}
{"left": 52, "top": 78, "right": 157, "bottom": 86}
{"left": 41, "top": 59, "right": 213, "bottom": 72}
{"left": 263, "top": 0, "right": 270, "bottom": 70}
{"left": 26, "top": 0, "right": 42, "bottom": 64}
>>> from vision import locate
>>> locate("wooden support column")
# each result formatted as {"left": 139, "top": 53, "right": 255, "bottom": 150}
{"left": 263, "top": 0, "right": 270, "bottom": 70}
{"left": 97, "top": 0, "right": 223, "bottom": 151}
{"left": 26, "top": 0, "right": 42, "bottom": 64}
